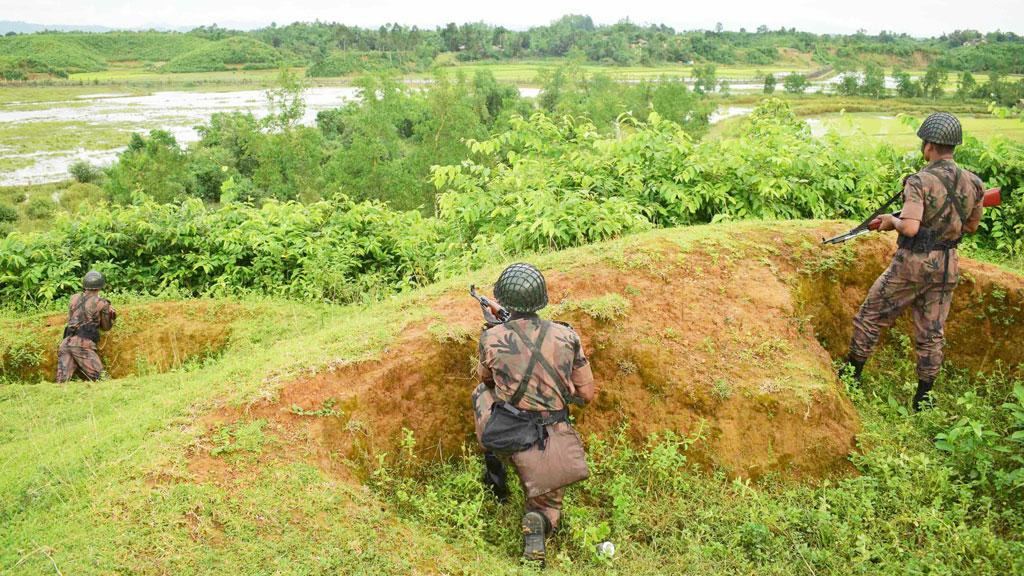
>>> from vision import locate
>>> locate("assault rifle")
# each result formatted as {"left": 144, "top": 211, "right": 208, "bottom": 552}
{"left": 469, "top": 285, "right": 585, "bottom": 406}
{"left": 470, "top": 284, "right": 511, "bottom": 328}
{"left": 822, "top": 187, "right": 1004, "bottom": 245}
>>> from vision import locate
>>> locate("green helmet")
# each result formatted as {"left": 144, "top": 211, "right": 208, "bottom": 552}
{"left": 917, "top": 112, "right": 962, "bottom": 146}
{"left": 83, "top": 270, "right": 105, "bottom": 290}
{"left": 494, "top": 263, "right": 548, "bottom": 313}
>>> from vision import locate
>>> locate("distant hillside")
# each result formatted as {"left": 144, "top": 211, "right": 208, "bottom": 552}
{"left": 163, "top": 36, "right": 282, "bottom": 72}
{"left": 1, "top": 18, "right": 1022, "bottom": 79}
{"left": 0, "top": 20, "right": 115, "bottom": 34}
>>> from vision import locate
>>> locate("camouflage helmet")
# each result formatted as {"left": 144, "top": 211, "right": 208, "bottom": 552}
{"left": 493, "top": 263, "right": 548, "bottom": 313}
{"left": 917, "top": 112, "right": 962, "bottom": 146}
{"left": 82, "top": 270, "right": 105, "bottom": 290}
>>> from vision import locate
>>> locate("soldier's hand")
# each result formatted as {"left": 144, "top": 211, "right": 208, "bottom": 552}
{"left": 875, "top": 214, "right": 898, "bottom": 232}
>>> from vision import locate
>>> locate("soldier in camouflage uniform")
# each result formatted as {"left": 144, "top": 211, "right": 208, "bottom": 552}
{"left": 844, "top": 113, "right": 986, "bottom": 410}
{"left": 56, "top": 270, "right": 117, "bottom": 383}
{"left": 472, "top": 263, "right": 595, "bottom": 564}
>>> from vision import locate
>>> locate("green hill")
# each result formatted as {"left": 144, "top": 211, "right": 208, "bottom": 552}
{"left": 163, "top": 36, "right": 282, "bottom": 72}
{"left": 0, "top": 34, "right": 107, "bottom": 73}
{"left": 1, "top": 221, "right": 1022, "bottom": 574}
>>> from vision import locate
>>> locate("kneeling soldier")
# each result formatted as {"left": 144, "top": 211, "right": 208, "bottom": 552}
{"left": 57, "top": 270, "right": 117, "bottom": 383}
{"left": 472, "top": 263, "right": 596, "bottom": 565}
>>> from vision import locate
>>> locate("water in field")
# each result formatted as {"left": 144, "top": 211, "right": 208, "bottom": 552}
{"left": 0, "top": 86, "right": 542, "bottom": 187}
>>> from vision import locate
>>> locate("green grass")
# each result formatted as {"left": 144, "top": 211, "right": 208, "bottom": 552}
{"left": 807, "top": 112, "right": 1024, "bottom": 147}
{"left": 1, "top": 222, "right": 1021, "bottom": 574}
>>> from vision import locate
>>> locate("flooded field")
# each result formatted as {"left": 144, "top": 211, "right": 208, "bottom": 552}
{"left": 0, "top": 87, "right": 367, "bottom": 186}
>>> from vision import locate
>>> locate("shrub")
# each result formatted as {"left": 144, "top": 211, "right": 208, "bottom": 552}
{"left": 25, "top": 197, "right": 55, "bottom": 220}
{"left": 0, "top": 203, "right": 17, "bottom": 224}
{"left": 68, "top": 160, "right": 101, "bottom": 183}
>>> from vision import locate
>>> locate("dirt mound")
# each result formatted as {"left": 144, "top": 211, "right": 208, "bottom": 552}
{"left": 798, "top": 225, "right": 1024, "bottom": 377}
{"left": 1, "top": 300, "right": 241, "bottom": 380}
{"left": 192, "top": 223, "right": 1024, "bottom": 484}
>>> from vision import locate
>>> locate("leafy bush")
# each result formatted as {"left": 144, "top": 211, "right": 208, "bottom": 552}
{"left": 0, "top": 204, "right": 17, "bottom": 224}
{"left": 25, "top": 197, "right": 55, "bottom": 220}
{"left": 0, "top": 197, "right": 439, "bottom": 305}
{"left": 68, "top": 160, "right": 100, "bottom": 183}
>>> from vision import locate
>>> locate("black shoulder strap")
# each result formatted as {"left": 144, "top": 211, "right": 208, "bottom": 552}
{"left": 67, "top": 292, "right": 89, "bottom": 327}
{"left": 925, "top": 166, "right": 966, "bottom": 226}
{"left": 506, "top": 320, "right": 551, "bottom": 406}
{"left": 506, "top": 320, "right": 573, "bottom": 406}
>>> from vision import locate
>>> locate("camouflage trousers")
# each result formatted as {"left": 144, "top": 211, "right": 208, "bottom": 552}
{"left": 849, "top": 267, "right": 954, "bottom": 382}
{"left": 472, "top": 383, "right": 565, "bottom": 529}
{"left": 56, "top": 339, "right": 104, "bottom": 383}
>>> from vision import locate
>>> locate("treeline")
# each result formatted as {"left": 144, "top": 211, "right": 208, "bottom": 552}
{"left": 1, "top": 98, "right": 1021, "bottom": 306}
{"left": 756, "top": 62, "right": 1024, "bottom": 106}
{"left": 3, "top": 17, "right": 1024, "bottom": 79}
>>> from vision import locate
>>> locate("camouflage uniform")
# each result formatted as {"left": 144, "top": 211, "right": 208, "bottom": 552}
{"left": 473, "top": 315, "right": 595, "bottom": 529}
{"left": 849, "top": 159, "right": 985, "bottom": 382}
{"left": 56, "top": 291, "right": 116, "bottom": 382}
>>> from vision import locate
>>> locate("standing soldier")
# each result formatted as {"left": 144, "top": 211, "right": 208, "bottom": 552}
{"left": 472, "top": 263, "right": 596, "bottom": 565}
{"left": 57, "top": 270, "right": 117, "bottom": 383}
{"left": 843, "top": 113, "right": 986, "bottom": 410}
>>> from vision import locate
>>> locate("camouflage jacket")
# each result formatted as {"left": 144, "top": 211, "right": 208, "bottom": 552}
{"left": 477, "top": 315, "right": 595, "bottom": 412}
{"left": 893, "top": 159, "right": 985, "bottom": 283}
{"left": 62, "top": 291, "right": 116, "bottom": 349}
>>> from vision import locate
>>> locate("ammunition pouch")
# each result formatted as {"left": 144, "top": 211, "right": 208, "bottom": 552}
{"left": 481, "top": 402, "right": 568, "bottom": 454}
{"left": 897, "top": 228, "right": 961, "bottom": 254}
{"left": 63, "top": 323, "right": 100, "bottom": 344}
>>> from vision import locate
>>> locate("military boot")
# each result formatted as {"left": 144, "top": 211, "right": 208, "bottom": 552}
{"left": 840, "top": 354, "right": 865, "bottom": 382}
{"left": 522, "top": 511, "right": 549, "bottom": 566}
{"left": 913, "top": 379, "right": 935, "bottom": 412}
{"left": 482, "top": 452, "right": 509, "bottom": 502}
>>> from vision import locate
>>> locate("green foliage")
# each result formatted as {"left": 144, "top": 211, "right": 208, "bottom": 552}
{"left": 163, "top": 37, "right": 281, "bottom": 73}
{"left": 68, "top": 160, "right": 100, "bottom": 183}
{"left": 0, "top": 204, "right": 18, "bottom": 224}
{"left": 551, "top": 293, "right": 632, "bottom": 323}
{"left": 693, "top": 63, "right": 717, "bottom": 94}
{"left": 783, "top": 73, "right": 809, "bottom": 94}
{"left": 0, "top": 197, "right": 439, "bottom": 306}
{"left": 306, "top": 51, "right": 428, "bottom": 77}
{"left": 762, "top": 73, "right": 776, "bottom": 95}
{"left": 24, "top": 197, "right": 55, "bottom": 220}
{"left": 210, "top": 419, "right": 267, "bottom": 456}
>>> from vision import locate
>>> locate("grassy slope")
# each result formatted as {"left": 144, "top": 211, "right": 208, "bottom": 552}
{"left": 1, "top": 221, "right": 1022, "bottom": 574}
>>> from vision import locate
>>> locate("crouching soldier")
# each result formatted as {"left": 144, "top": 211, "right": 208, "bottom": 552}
{"left": 843, "top": 113, "right": 986, "bottom": 410}
{"left": 57, "top": 270, "right": 117, "bottom": 383}
{"left": 471, "top": 263, "right": 596, "bottom": 565}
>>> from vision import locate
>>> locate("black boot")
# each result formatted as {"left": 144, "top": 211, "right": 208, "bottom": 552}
{"left": 482, "top": 452, "right": 509, "bottom": 502}
{"left": 841, "top": 354, "right": 865, "bottom": 382}
{"left": 521, "top": 511, "right": 549, "bottom": 566}
{"left": 913, "top": 379, "right": 935, "bottom": 412}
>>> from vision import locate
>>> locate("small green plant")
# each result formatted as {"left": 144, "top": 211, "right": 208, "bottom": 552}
{"left": 555, "top": 293, "right": 631, "bottom": 323}
{"left": 712, "top": 378, "right": 733, "bottom": 400}
{"left": 289, "top": 398, "right": 341, "bottom": 417}
{"left": 427, "top": 321, "right": 472, "bottom": 344}
{"left": 210, "top": 419, "right": 268, "bottom": 456}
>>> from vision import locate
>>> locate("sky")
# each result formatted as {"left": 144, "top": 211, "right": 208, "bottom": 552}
{"left": 3, "top": 0, "right": 1022, "bottom": 37}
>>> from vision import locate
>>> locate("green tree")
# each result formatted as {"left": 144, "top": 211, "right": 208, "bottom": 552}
{"left": 783, "top": 73, "right": 809, "bottom": 94}
{"left": 264, "top": 68, "right": 306, "bottom": 131}
{"left": 860, "top": 63, "right": 885, "bottom": 98}
{"left": 893, "top": 69, "right": 921, "bottom": 98}
{"left": 763, "top": 73, "right": 776, "bottom": 95}
{"left": 957, "top": 71, "right": 978, "bottom": 99}
{"left": 693, "top": 64, "right": 717, "bottom": 94}
{"left": 921, "top": 64, "right": 947, "bottom": 98}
